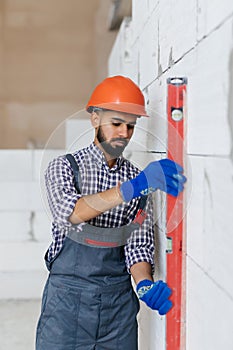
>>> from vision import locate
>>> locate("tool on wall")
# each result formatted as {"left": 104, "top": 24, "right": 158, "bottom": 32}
{"left": 166, "top": 77, "right": 187, "bottom": 350}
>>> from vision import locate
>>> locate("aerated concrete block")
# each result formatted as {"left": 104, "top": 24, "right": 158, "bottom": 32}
{"left": 33, "top": 149, "right": 65, "bottom": 181}
{"left": 131, "top": 0, "right": 149, "bottom": 42}
{"left": 186, "top": 20, "right": 232, "bottom": 156}
{"left": 0, "top": 242, "right": 48, "bottom": 272}
{"left": 108, "top": 26, "right": 122, "bottom": 76}
{"left": 148, "top": 0, "right": 159, "bottom": 13}
{"left": 158, "top": 17, "right": 232, "bottom": 157}
{"left": 0, "top": 150, "right": 33, "bottom": 182}
{"left": 201, "top": 157, "right": 233, "bottom": 294}
{"left": 139, "top": 13, "right": 159, "bottom": 89}
{"left": 146, "top": 79, "right": 167, "bottom": 152}
{"left": 186, "top": 156, "right": 205, "bottom": 267}
{"left": 127, "top": 116, "right": 151, "bottom": 155}
{"left": 186, "top": 257, "right": 233, "bottom": 349}
{"left": 0, "top": 182, "right": 44, "bottom": 211}
{"left": 0, "top": 210, "right": 52, "bottom": 245}
{"left": 187, "top": 156, "right": 233, "bottom": 298}
{"left": 138, "top": 302, "right": 165, "bottom": 350}
{"left": 65, "top": 119, "right": 94, "bottom": 153}
{"left": 158, "top": 0, "right": 197, "bottom": 71}
{"left": 126, "top": 149, "right": 161, "bottom": 169}
{"left": 197, "top": 0, "right": 233, "bottom": 41}
{"left": 109, "top": 18, "right": 137, "bottom": 81}
{"left": 0, "top": 212, "right": 31, "bottom": 242}
{"left": 33, "top": 211, "right": 52, "bottom": 243}
{"left": 0, "top": 270, "right": 48, "bottom": 299}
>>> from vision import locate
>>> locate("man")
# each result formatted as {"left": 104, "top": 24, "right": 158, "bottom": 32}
{"left": 36, "top": 75, "right": 186, "bottom": 350}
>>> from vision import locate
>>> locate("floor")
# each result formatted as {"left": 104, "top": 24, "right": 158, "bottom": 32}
{"left": 0, "top": 299, "right": 41, "bottom": 350}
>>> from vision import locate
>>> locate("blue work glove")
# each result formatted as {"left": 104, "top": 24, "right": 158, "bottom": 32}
{"left": 136, "top": 279, "right": 172, "bottom": 315}
{"left": 120, "top": 159, "right": 186, "bottom": 202}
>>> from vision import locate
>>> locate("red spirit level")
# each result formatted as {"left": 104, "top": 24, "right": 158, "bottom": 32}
{"left": 166, "top": 77, "right": 187, "bottom": 350}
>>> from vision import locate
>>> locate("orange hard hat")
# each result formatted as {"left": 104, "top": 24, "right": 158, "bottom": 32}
{"left": 86, "top": 75, "right": 149, "bottom": 117}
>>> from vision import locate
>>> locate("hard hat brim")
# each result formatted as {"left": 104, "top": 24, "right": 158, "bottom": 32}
{"left": 86, "top": 102, "right": 149, "bottom": 117}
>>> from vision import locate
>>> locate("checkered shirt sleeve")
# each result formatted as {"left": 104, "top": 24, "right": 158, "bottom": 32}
{"left": 124, "top": 197, "right": 155, "bottom": 272}
{"left": 45, "top": 155, "right": 81, "bottom": 226}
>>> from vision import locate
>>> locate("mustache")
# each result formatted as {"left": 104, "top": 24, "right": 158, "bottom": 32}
{"left": 110, "top": 138, "right": 128, "bottom": 145}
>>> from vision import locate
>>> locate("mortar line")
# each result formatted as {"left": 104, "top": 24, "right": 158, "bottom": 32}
{"left": 187, "top": 153, "right": 231, "bottom": 159}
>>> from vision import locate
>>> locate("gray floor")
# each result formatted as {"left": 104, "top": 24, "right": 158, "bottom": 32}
{"left": 0, "top": 299, "right": 41, "bottom": 350}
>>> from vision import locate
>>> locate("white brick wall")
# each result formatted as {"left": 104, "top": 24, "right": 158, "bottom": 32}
{"left": 0, "top": 149, "right": 64, "bottom": 299}
{"left": 108, "top": 1, "right": 233, "bottom": 349}
{"left": 65, "top": 116, "right": 94, "bottom": 152}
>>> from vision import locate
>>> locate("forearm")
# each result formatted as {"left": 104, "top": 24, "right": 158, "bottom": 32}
{"left": 130, "top": 261, "right": 153, "bottom": 285}
{"left": 69, "top": 185, "right": 123, "bottom": 224}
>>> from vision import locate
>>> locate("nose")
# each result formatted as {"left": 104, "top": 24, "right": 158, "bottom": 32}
{"left": 118, "top": 123, "right": 129, "bottom": 138}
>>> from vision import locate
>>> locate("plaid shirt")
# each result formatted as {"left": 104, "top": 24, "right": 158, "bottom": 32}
{"left": 45, "top": 142, "right": 155, "bottom": 272}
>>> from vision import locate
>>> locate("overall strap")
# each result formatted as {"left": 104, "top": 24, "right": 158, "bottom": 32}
{"left": 133, "top": 195, "right": 148, "bottom": 225}
{"left": 66, "top": 153, "right": 81, "bottom": 194}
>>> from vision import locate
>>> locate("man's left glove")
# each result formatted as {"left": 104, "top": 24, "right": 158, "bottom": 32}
{"left": 136, "top": 279, "right": 172, "bottom": 315}
{"left": 120, "top": 159, "right": 186, "bottom": 202}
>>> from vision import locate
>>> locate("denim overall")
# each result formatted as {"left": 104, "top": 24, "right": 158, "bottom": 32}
{"left": 36, "top": 155, "right": 143, "bottom": 350}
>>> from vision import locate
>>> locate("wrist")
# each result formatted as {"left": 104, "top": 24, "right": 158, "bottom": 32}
{"left": 120, "top": 180, "right": 134, "bottom": 202}
{"left": 136, "top": 279, "right": 154, "bottom": 299}
{"left": 120, "top": 172, "right": 148, "bottom": 202}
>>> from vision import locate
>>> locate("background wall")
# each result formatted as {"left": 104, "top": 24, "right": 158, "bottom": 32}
{"left": 108, "top": 1, "right": 233, "bottom": 349}
{"left": 0, "top": 0, "right": 117, "bottom": 149}
{"left": 0, "top": 149, "right": 63, "bottom": 298}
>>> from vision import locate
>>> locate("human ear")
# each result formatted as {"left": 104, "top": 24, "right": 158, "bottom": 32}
{"left": 91, "top": 112, "right": 100, "bottom": 128}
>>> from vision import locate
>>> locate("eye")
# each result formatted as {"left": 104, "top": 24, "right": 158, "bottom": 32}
{"left": 127, "top": 124, "right": 135, "bottom": 130}
{"left": 111, "top": 121, "right": 135, "bottom": 130}
{"left": 112, "top": 122, "right": 121, "bottom": 127}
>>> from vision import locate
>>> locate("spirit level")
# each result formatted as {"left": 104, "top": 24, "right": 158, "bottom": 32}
{"left": 166, "top": 77, "right": 187, "bottom": 350}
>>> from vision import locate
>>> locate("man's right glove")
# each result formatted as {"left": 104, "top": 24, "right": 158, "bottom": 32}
{"left": 120, "top": 158, "right": 186, "bottom": 202}
{"left": 136, "top": 279, "right": 172, "bottom": 315}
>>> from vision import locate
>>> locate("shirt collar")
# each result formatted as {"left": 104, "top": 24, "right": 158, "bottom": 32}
{"left": 88, "top": 142, "right": 125, "bottom": 171}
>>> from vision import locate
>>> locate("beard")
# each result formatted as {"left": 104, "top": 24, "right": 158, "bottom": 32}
{"left": 97, "top": 126, "right": 128, "bottom": 159}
